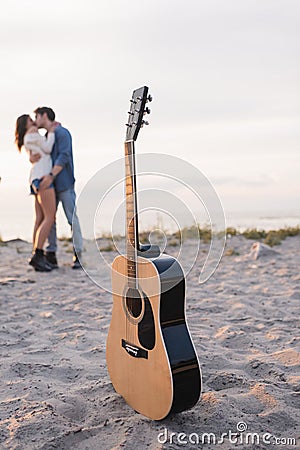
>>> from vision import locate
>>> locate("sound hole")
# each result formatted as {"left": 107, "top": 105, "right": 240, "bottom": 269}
{"left": 126, "top": 288, "right": 143, "bottom": 318}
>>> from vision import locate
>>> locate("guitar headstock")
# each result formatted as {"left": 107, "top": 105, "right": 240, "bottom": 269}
{"left": 126, "top": 86, "right": 152, "bottom": 142}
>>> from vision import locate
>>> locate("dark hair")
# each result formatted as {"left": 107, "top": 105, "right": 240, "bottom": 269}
{"left": 15, "top": 114, "right": 30, "bottom": 152}
{"left": 34, "top": 106, "right": 55, "bottom": 121}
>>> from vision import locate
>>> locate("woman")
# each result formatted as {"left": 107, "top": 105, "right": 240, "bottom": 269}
{"left": 15, "top": 114, "right": 56, "bottom": 272}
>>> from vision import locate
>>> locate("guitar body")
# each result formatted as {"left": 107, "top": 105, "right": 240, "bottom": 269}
{"left": 106, "top": 253, "right": 201, "bottom": 420}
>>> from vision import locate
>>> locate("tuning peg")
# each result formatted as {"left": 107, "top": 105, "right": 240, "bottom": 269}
{"left": 141, "top": 120, "right": 149, "bottom": 127}
{"left": 126, "top": 123, "right": 132, "bottom": 127}
{"left": 128, "top": 111, "right": 134, "bottom": 115}
{"left": 144, "top": 107, "right": 151, "bottom": 115}
{"left": 147, "top": 94, "right": 153, "bottom": 102}
{"left": 130, "top": 99, "right": 137, "bottom": 104}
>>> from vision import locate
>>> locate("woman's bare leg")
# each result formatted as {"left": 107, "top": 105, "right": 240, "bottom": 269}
{"left": 34, "top": 188, "right": 56, "bottom": 250}
{"left": 33, "top": 196, "right": 44, "bottom": 249}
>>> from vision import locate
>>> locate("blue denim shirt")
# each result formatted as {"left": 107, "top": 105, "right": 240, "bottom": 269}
{"left": 51, "top": 125, "right": 75, "bottom": 192}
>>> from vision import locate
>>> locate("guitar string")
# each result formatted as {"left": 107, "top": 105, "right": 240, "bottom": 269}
{"left": 125, "top": 96, "right": 143, "bottom": 350}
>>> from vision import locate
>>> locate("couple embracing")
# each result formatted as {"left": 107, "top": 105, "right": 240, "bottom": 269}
{"left": 15, "top": 107, "right": 83, "bottom": 272}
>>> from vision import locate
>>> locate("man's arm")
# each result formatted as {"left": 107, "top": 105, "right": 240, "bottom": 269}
{"left": 38, "top": 128, "right": 72, "bottom": 191}
{"left": 53, "top": 128, "right": 72, "bottom": 167}
{"left": 38, "top": 164, "right": 63, "bottom": 190}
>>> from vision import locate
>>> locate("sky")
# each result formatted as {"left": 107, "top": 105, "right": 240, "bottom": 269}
{"left": 0, "top": 0, "right": 299, "bottom": 240}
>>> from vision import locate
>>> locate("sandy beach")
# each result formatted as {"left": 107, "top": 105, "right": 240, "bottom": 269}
{"left": 0, "top": 235, "right": 299, "bottom": 449}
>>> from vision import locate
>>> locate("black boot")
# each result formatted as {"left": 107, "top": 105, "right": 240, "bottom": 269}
{"left": 45, "top": 251, "right": 59, "bottom": 269}
{"left": 72, "top": 252, "right": 82, "bottom": 270}
{"left": 29, "top": 249, "right": 53, "bottom": 272}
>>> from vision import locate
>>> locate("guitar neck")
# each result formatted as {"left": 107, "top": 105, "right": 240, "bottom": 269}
{"left": 125, "top": 140, "right": 139, "bottom": 285}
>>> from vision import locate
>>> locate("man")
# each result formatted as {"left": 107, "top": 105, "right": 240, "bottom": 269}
{"left": 32, "top": 107, "right": 83, "bottom": 269}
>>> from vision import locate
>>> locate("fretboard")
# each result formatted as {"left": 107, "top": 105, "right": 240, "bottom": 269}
{"left": 125, "top": 141, "right": 139, "bottom": 287}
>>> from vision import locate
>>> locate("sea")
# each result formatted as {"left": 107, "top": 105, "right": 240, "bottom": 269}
{"left": 1, "top": 203, "right": 299, "bottom": 243}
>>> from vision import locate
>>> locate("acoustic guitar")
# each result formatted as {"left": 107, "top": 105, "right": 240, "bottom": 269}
{"left": 106, "top": 86, "right": 201, "bottom": 420}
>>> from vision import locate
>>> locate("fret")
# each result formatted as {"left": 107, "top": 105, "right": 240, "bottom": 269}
{"left": 127, "top": 271, "right": 137, "bottom": 277}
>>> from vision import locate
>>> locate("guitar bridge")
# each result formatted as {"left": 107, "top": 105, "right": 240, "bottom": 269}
{"left": 122, "top": 339, "right": 148, "bottom": 359}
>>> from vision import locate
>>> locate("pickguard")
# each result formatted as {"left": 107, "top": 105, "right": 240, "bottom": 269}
{"left": 138, "top": 292, "right": 156, "bottom": 350}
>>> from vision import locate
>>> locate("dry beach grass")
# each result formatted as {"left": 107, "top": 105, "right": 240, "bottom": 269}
{"left": 0, "top": 233, "right": 299, "bottom": 449}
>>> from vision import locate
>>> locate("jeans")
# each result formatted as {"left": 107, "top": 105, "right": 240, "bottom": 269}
{"left": 30, "top": 178, "right": 54, "bottom": 195}
{"left": 46, "top": 187, "right": 83, "bottom": 254}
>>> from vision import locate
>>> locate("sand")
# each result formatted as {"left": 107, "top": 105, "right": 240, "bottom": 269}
{"left": 0, "top": 235, "right": 299, "bottom": 450}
